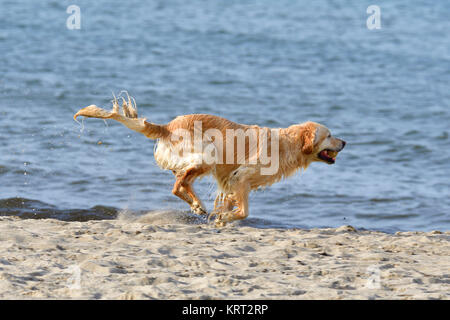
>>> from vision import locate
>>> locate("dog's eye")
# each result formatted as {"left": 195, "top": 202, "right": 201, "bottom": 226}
{"left": 327, "top": 133, "right": 331, "bottom": 138}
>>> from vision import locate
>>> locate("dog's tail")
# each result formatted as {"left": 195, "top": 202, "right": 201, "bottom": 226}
{"left": 73, "top": 95, "right": 168, "bottom": 139}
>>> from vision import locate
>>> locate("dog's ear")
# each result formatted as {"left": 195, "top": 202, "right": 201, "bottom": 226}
{"left": 300, "top": 123, "right": 317, "bottom": 155}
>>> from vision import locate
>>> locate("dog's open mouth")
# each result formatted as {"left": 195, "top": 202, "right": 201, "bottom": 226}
{"left": 318, "top": 150, "right": 338, "bottom": 164}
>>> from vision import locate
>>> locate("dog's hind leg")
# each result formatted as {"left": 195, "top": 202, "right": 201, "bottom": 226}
{"left": 214, "top": 183, "right": 250, "bottom": 227}
{"left": 172, "top": 167, "right": 209, "bottom": 215}
{"left": 172, "top": 171, "right": 193, "bottom": 208}
{"left": 213, "top": 193, "right": 235, "bottom": 213}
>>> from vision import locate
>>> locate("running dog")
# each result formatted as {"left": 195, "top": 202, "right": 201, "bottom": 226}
{"left": 74, "top": 96, "right": 345, "bottom": 226}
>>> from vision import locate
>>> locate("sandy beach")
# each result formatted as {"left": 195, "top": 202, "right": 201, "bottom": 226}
{"left": 0, "top": 211, "right": 448, "bottom": 300}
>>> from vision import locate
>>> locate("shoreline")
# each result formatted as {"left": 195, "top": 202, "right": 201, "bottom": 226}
{"left": 0, "top": 214, "right": 448, "bottom": 299}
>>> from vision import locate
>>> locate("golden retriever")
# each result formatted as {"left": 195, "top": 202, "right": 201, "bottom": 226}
{"left": 74, "top": 96, "right": 345, "bottom": 226}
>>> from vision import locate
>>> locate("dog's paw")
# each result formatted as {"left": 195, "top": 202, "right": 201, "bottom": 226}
{"left": 191, "top": 203, "right": 207, "bottom": 215}
{"left": 214, "top": 216, "right": 227, "bottom": 228}
{"left": 214, "top": 211, "right": 236, "bottom": 227}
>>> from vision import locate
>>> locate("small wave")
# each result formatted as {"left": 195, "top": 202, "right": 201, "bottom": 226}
{"left": 352, "top": 140, "right": 394, "bottom": 146}
{"left": 0, "top": 197, "right": 52, "bottom": 209}
{"left": 0, "top": 165, "right": 9, "bottom": 175}
{"left": 207, "top": 80, "right": 237, "bottom": 85}
{"left": 369, "top": 197, "right": 415, "bottom": 203}
{"left": 355, "top": 213, "right": 420, "bottom": 220}
{"left": 404, "top": 130, "right": 420, "bottom": 136}
{"left": 0, "top": 198, "right": 301, "bottom": 229}
{"left": 0, "top": 198, "right": 208, "bottom": 225}
{"left": 236, "top": 216, "right": 301, "bottom": 229}
{"left": 435, "top": 131, "right": 448, "bottom": 140}
{"left": 0, "top": 197, "right": 117, "bottom": 221}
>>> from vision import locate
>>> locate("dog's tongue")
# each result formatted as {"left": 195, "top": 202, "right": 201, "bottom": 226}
{"left": 321, "top": 150, "right": 337, "bottom": 161}
{"left": 328, "top": 150, "right": 338, "bottom": 158}
{"left": 320, "top": 150, "right": 328, "bottom": 157}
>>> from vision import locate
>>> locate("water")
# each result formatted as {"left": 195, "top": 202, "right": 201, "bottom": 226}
{"left": 0, "top": 0, "right": 449, "bottom": 232}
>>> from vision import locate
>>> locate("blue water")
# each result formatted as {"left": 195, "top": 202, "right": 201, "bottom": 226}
{"left": 0, "top": 0, "right": 449, "bottom": 232}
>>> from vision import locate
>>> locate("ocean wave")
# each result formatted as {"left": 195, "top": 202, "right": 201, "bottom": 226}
{"left": 0, "top": 197, "right": 117, "bottom": 221}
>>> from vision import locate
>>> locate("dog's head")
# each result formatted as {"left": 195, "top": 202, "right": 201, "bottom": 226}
{"left": 298, "top": 121, "right": 346, "bottom": 164}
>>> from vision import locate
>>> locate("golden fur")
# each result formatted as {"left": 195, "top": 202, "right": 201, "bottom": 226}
{"left": 74, "top": 98, "right": 345, "bottom": 226}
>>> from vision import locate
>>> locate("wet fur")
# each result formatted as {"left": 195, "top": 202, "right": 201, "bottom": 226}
{"left": 74, "top": 98, "right": 345, "bottom": 226}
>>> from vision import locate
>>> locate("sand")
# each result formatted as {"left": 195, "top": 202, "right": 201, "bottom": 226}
{"left": 0, "top": 211, "right": 448, "bottom": 300}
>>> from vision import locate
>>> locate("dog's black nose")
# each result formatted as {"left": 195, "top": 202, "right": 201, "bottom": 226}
{"left": 341, "top": 140, "right": 346, "bottom": 149}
